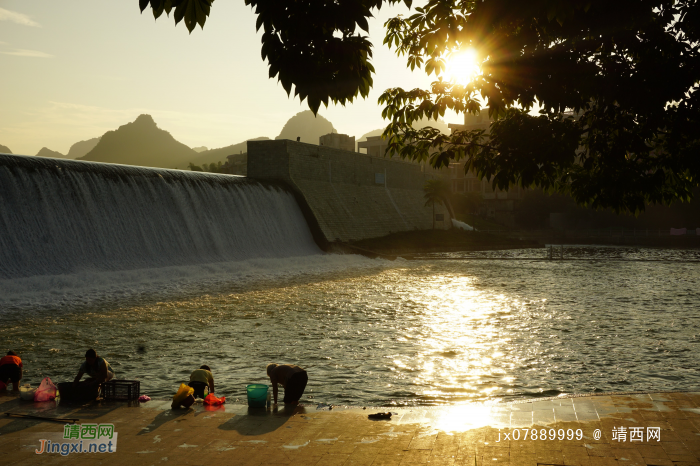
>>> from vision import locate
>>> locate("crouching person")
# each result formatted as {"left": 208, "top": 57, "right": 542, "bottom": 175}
{"left": 266, "top": 363, "right": 307, "bottom": 406}
{"left": 189, "top": 365, "right": 215, "bottom": 399}
{"left": 0, "top": 351, "right": 23, "bottom": 390}
{"left": 73, "top": 348, "right": 115, "bottom": 388}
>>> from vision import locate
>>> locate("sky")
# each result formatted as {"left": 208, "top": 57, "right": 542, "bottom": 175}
{"left": 0, "top": 0, "right": 457, "bottom": 155}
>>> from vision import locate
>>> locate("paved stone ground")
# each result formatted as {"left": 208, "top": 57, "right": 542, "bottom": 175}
{"left": 1, "top": 391, "right": 698, "bottom": 465}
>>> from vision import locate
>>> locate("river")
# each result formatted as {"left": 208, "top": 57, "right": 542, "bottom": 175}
{"left": 2, "top": 246, "right": 698, "bottom": 406}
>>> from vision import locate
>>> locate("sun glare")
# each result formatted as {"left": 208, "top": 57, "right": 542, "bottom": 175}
{"left": 443, "top": 49, "right": 481, "bottom": 85}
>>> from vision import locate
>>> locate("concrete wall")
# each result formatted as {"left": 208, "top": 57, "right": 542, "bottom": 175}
{"left": 247, "top": 140, "right": 449, "bottom": 243}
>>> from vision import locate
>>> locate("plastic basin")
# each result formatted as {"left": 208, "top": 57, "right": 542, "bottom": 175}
{"left": 19, "top": 387, "right": 36, "bottom": 401}
{"left": 246, "top": 384, "right": 268, "bottom": 408}
{"left": 57, "top": 382, "right": 99, "bottom": 402}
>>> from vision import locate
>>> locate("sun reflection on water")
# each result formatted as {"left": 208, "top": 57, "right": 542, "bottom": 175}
{"left": 402, "top": 273, "right": 525, "bottom": 404}
{"left": 431, "top": 404, "right": 508, "bottom": 433}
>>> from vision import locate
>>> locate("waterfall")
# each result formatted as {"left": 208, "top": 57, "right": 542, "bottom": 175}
{"left": 0, "top": 154, "right": 321, "bottom": 280}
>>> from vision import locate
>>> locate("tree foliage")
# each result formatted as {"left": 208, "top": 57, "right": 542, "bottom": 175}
{"left": 380, "top": 0, "right": 700, "bottom": 213}
{"left": 189, "top": 160, "right": 237, "bottom": 174}
{"left": 139, "top": 0, "right": 213, "bottom": 32}
{"left": 140, "top": 0, "right": 700, "bottom": 213}
{"left": 424, "top": 178, "right": 455, "bottom": 219}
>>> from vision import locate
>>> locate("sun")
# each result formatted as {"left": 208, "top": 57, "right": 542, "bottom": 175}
{"left": 442, "top": 49, "right": 481, "bottom": 85}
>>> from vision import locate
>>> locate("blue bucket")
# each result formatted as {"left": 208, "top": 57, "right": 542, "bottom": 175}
{"left": 246, "top": 384, "right": 268, "bottom": 408}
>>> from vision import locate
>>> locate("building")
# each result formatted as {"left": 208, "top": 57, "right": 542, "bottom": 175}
{"left": 319, "top": 132, "right": 355, "bottom": 152}
{"left": 357, "top": 136, "right": 390, "bottom": 158}
{"left": 448, "top": 112, "right": 492, "bottom": 133}
{"left": 357, "top": 135, "right": 423, "bottom": 164}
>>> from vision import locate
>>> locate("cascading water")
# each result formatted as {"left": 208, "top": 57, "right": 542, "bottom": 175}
{"left": 0, "top": 154, "right": 321, "bottom": 280}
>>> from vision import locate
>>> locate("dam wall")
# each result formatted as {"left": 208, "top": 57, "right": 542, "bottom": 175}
{"left": 247, "top": 140, "right": 449, "bottom": 243}
{"left": 0, "top": 154, "right": 320, "bottom": 279}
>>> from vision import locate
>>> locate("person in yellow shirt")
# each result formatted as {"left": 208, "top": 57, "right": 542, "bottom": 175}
{"left": 189, "top": 365, "right": 215, "bottom": 399}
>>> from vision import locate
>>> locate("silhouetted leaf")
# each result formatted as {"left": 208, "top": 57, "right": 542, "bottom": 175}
{"left": 143, "top": 0, "right": 211, "bottom": 31}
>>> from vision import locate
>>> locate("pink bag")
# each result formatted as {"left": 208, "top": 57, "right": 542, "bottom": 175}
{"left": 34, "top": 377, "right": 57, "bottom": 402}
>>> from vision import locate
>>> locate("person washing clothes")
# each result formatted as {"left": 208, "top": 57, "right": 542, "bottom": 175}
{"left": 189, "top": 365, "right": 215, "bottom": 399}
{"left": 73, "top": 349, "right": 115, "bottom": 387}
{"left": 266, "top": 363, "right": 308, "bottom": 406}
{"left": 0, "top": 351, "right": 23, "bottom": 390}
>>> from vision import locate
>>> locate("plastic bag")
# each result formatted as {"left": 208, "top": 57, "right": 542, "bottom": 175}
{"left": 138, "top": 395, "right": 151, "bottom": 402}
{"left": 203, "top": 393, "right": 225, "bottom": 406}
{"left": 34, "top": 377, "right": 57, "bottom": 402}
{"left": 172, "top": 383, "right": 194, "bottom": 408}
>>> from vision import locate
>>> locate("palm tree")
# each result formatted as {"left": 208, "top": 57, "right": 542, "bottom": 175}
{"left": 423, "top": 178, "right": 455, "bottom": 229}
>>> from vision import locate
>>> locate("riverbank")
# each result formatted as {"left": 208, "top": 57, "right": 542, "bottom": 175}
{"left": 1, "top": 391, "right": 698, "bottom": 465}
{"left": 340, "top": 228, "right": 700, "bottom": 259}
{"left": 343, "top": 229, "right": 540, "bottom": 257}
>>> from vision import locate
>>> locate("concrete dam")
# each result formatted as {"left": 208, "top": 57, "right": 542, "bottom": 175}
{"left": 248, "top": 140, "right": 448, "bottom": 245}
{"left": 0, "top": 142, "right": 445, "bottom": 280}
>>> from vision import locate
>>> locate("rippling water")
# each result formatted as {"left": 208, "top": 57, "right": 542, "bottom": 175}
{"left": 2, "top": 247, "right": 699, "bottom": 406}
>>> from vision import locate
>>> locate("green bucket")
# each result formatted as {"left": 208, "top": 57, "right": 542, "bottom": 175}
{"left": 246, "top": 384, "right": 268, "bottom": 408}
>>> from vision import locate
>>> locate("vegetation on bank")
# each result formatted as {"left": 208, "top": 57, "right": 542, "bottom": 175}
{"left": 446, "top": 189, "right": 700, "bottom": 231}
{"left": 188, "top": 161, "right": 229, "bottom": 174}
{"left": 347, "top": 229, "right": 538, "bottom": 255}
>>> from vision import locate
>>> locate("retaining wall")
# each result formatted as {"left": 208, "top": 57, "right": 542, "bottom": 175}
{"left": 247, "top": 140, "right": 449, "bottom": 243}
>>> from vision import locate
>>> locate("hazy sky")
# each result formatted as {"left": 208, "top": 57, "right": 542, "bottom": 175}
{"left": 0, "top": 0, "right": 454, "bottom": 155}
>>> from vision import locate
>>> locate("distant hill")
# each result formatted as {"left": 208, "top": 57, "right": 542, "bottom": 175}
{"left": 357, "top": 128, "right": 384, "bottom": 143}
{"left": 80, "top": 114, "right": 197, "bottom": 169}
{"left": 67, "top": 137, "right": 101, "bottom": 159}
{"left": 276, "top": 111, "right": 334, "bottom": 144}
{"left": 189, "top": 137, "right": 270, "bottom": 167}
{"left": 191, "top": 146, "right": 208, "bottom": 153}
{"left": 0, "top": 144, "right": 11, "bottom": 154}
{"left": 36, "top": 147, "right": 67, "bottom": 159}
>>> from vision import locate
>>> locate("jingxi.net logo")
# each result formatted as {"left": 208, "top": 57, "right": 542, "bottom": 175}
{"left": 35, "top": 424, "right": 117, "bottom": 456}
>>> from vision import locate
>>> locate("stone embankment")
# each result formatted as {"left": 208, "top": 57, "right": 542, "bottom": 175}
{"left": 1, "top": 391, "right": 698, "bottom": 465}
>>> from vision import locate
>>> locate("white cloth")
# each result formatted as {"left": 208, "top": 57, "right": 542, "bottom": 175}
{"left": 452, "top": 219, "right": 474, "bottom": 231}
